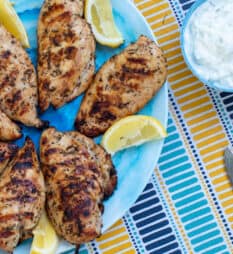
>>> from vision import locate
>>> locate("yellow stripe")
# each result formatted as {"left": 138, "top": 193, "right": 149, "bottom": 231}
{"left": 174, "top": 82, "right": 202, "bottom": 97}
{"left": 191, "top": 118, "right": 219, "bottom": 134}
{"left": 209, "top": 167, "right": 225, "bottom": 177}
{"left": 225, "top": 206, "right": 233, "bottom": 215}
{"left": 181, "top": 96, "right": 209, "bottom": 111}
{"left": 184, "top": 104, "right": 212, "bottom": 118}
{"left": 178, "top": 89, "right": 206, "bottom": 104}
{"left": 151, "top": 16, "right": 176, "bottom": 30}
{"left": 103, "top": 242, "right": 132, "bottom": 254}
{"left": 168, "top": 55, "right": 185, "bottom": 67}
{"left": 147, "top": 10, "right": 172, "bottom": 23}
{"left": 196, "top": 133, "right": 225, "bottom": 149}
{"left": 212, "top": 175, "right": 230, "bottom": 185}
{"left": 219, "top": 190, "right": 233, "bottom": 200}
{"left": 203, "top": 150, "right": 224, "bottom": 164}
{"left": 222, "top": 198, "right": 233, "bottom": 207}
{"left": 172, "top": 76, "right": 198, "bottom": 90}
{"left": 96, "top": 227, "right": 125, "bottom": 242}
{"left": 99, "top": 235, "right": 129, "bottom": 249}
{"left": 187, "top": 111, "right": 217, "bottom": 126}
{"left": 163, "top": 39, "right": 180, "bottom": 51}
{"left": 165, "top": 47, "right": 183, "bottom": 60}
{"left": 142, "top": 3, "right": 170, "bottom": 16}
{"left": 193, "top": 126, "right": 223, "bottom": 141}
{"left": 156, "top": 23, "right": 179, "bottom": 37}
{"left": 169, "top": 69, "right": 192, "bottom": 83}
{"left": 200, "top": 141, "right": 228, "bottom": 156}
{"left": 158, "top": 31, "right": 180, "bottom": 44}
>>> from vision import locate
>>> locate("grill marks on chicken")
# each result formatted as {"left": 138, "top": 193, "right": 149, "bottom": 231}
{"left": 0, "top": 110, "right": 21, "bottom": 141}
{"left": 40, "top": 128, "right": 117, "bottom": 245}
{"left": 0, "top": 138, "right": 45, "bottom": 252}
{"left": 0, "top": 24, "right": 45, "bottom": 128}
{"left": 75, "top": 35, "right": 167, "bottom": 137}
{"left": 38, "top": 0, "right": 95, "bottom": 111}
{"left": 0, "top": 142, "right": 18, "bottom": 175}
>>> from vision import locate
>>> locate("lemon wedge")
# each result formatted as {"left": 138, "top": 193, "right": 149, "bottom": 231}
{"left": 85, "top": 0, "right": 124, "bottom": 47}
{"left": 0, "top": 0, "right": 30, "bottom": 48}
{"left": 101, "top": 115, "right": 167, "bottom": 155}
{"left": 30, "top": 210, "right": 59, "bottom": 254}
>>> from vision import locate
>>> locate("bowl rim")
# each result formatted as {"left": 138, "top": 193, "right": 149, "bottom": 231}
{"left": 180, "top": 0, "right": 233, "bottom": 93}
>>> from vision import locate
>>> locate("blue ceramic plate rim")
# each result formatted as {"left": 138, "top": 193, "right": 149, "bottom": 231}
{"left": 4, "top": 0, "right": 168, "bottom": 253}
{"left": 180, "top": 0, "right": 233, "bottom": 93}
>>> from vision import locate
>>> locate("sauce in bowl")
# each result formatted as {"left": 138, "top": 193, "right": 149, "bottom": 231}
{"left": 182, "top": 0, "right": 233, "bottom": 91}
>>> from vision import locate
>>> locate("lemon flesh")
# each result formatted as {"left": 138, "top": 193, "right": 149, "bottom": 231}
{"left": 0, "top": 0, "right": 30, "bottom": 48}
{"left": 85, "top": 0, "right": 123, "bottom": 47}
{"left": 101, "top": 115, "right": 167, "bottom": 155}
{"left": 30, "top": 211, "right": 59, "bottom": 254}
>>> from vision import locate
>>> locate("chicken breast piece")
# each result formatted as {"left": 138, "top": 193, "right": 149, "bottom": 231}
{"left": 0, "top": 142, "right": 18, "bottom": 174}
{"left": 0, "top": 138, "right": 45, "bottom": 252}
{"left": 40, "top": 128, "right": 117, "bottom": 245}
{"left": 38, "top": 0, "right": 95, "bottom": 112}
{"left": 0, "top": 24, "right": 45, "bottom": 128}
{"left": 75, "top": 35, "right": 167, "bottom": 137}
{"left": 0, "top": 110, "right": 21, "bottom": 141}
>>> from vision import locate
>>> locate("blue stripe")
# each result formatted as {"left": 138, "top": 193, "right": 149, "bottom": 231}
{"left": 132, "top": 205, "right": 163, "bottom": 220}
{"left": 143, "top": 227, "right": 172, "bottom": 242}
{"left": 136, "top": 190, "right": 156, "bottom": 203}
{"left": 159, "top": 148, "right": 186, "bottom": 163}
{"left": 136, "top": 213, "right": 166, "bottom": 228}
{"left": 169, "top": 177, "right": 198, "bottom": 192}
{"left": 172, "top": 185, "right": 201, "bottom": 200}
{"left": 178, "top": 199, "right": 208, "bottom": 215}
{"left": 175, "top": 192, "right": 204, "bottom": 208}
{"left": 140, "top": 220, "right": 169, "bottom": 235}
{"left": 185, "top": 215, "right": 214, "bottom": 231}
{"left": 191, "top": 230, "right": 221, "bottom": 245}
{"left": 130, "top": 197, "right": 160, "bottom": 213}
{"left": 162, "top": 163, "right": 192, "bottom": 178}
{"left": 188, "top": 222, "right": 218, "bottom": 238}
{"left": 194, "top": 237, "right": 224, "bottom": 252}
{"left": 146, "top": 235, "right": 175, "bottom": 251}
{"left": 166, "top": 171, "right": 195, "bottom": 185}
{"left": 160, "top": 155, "right": 189, "bottom": 171}
{"left": 182, "top": 207, "right": 211, "bottom": 223}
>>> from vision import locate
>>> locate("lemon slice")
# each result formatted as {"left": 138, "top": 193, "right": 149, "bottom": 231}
{"left": 85, "top": 0, "right": 124, "bottom": 47}
{"left": 30, "top": 210, "right": 59, "bottom": 254}
{"left": 101, "top": 115, "right": 167, "bottom": 155}
{"left": 0, "top": 0, "right": 30, "bottom": 48}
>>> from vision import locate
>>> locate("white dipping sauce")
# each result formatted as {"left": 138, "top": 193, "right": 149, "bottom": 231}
{"left": 184, "top": 0, "right": 233, "bottom": 88}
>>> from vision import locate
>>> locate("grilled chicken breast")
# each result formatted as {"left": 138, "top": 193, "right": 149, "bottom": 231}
{"left": 0, "top": 142, "right": 18, "bottom": 174}
{"left": 75, "top": 35, "right": 167, "bottom": 137}
{"left": 0, "top": 24, "right": 45, "bottom": 128}
{"left": 38, "top": 0, "right": 95, "bottom": 112}
{"left": 0, "top": 110, "right": 21, "bottom": 141}
{"left": 40, "top": 128, "right": 117, "bottom": 245}
{"left": 0, "top": 138, "right": 45, "bottom": 252}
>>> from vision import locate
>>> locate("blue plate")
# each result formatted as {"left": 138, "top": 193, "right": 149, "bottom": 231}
{"left": 181, "top": 0, "right": 233, "bottom": 93}
{"left": 3, "top": 0, "right": 168, "bottom": 253}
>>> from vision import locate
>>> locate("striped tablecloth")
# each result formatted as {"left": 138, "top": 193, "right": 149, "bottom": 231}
{"left": 73, "top": 0, "right": 233, "bottom": 253}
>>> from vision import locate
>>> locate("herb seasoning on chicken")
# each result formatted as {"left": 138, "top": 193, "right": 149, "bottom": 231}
{"left": 40, "top": 128, "right": 117, "bottom": 245}
{"left": 0, "top": 24, "right": 45, "bottom": 128}
{"left": 37, "top": 0, "right": 95, "bottom": 111}
{"left": 75, "top": 35, "right": 167, "bottom": 137}
{"left": 0, "top": 138, "right": 45, "bottom": 252}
